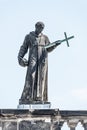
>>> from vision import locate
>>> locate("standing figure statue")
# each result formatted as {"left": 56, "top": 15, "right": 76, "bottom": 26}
{"left": 18, "top": 22, "right": 60, "bottom": 104}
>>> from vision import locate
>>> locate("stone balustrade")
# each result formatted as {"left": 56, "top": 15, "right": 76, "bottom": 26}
{"left": 0, "top": 109, "right": 87, "bottom": 130}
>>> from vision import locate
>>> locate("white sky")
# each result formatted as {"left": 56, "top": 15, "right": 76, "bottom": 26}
{"left": 0, "top": 0, "right": 87, "bottom": 114}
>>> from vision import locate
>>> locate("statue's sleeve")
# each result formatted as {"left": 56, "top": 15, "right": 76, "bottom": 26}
{"left": 18, "top": 34, "right": 31, "bottom": 64}
{"left": 45, "top": 35, "right": 56, "bottom": 52}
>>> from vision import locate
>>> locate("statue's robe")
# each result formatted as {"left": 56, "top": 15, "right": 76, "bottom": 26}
{"left": 18, "top": 31, "right": 52, "bottom": 104}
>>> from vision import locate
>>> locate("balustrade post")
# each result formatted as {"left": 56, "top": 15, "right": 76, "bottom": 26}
{"left": 51, "top": 121, "right": 64, "bottom": 130}
{"left": 0, "top": 121, "right": 2, "bottom": 130}
{"left": 82, "top": 120, "right": 87, "bottom": 130}
{"left": 67, "top": 119, "right": 78, "bottom": 130}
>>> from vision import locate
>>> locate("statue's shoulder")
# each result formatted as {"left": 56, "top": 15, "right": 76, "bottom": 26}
{"left": 24, "top": 32, "right": 33, "bottom": 41}
{"left": 42, "top": 34, "right": 49, "bottom": 42}
{"left": 24, "top": 34, "right": 29, "bottom": 40}
{"left": 29, "top": 31, "right": 35, "bottom": 36}
{"left": 41, "top": 34, "right": 48, "bottom": 40}
{"left": 25, "top": 33, "right": 30, "bottom": 39}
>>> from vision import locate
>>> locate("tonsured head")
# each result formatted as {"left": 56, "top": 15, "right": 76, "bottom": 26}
{"left": 35, "top": 21, "right": 45, "bottom": 35}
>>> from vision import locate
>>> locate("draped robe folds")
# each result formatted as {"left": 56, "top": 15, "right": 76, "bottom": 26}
{"left": 18, "top": 31, "right": 52, "bottom": 104}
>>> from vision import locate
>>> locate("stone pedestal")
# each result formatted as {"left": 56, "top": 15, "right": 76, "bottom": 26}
{"left": 17, "top": 102, "right": 51, "bottom": 109}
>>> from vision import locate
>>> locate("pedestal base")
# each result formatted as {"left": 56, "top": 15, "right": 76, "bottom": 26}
{"left": 17, "top": 102, "right": 51, "bottom": 109}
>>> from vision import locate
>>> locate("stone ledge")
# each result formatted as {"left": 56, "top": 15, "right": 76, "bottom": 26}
{"left": 0, "top": 109, "right": 59, "bottom": 117}
{"left": 1, "top": 109, "right": 87, "bottom": 116}
{"left": 0, "top": 109, "right": 87, "bottom": 130}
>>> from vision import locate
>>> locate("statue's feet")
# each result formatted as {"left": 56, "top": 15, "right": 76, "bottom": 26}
{"left": 19, "top": 98, "right": 33, "bottom": 104}
{"left": 19, "top": 97, "right": 47, "bottom": 105}
{"left": 35, "top": 97, "right": 42, "bottom": 101}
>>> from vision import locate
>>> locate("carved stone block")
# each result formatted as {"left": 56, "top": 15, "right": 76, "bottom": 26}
{"left": 19, "top": 121, "right": 50, "bottom": 130}
{"left": 2, "top": 122, "right": 17, "bottom": 130}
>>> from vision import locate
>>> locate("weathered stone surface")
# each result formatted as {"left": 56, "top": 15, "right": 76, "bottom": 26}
{"left": 19, "top": 121, "right": 50, "bottom": 130}
{"left": 54, "top": 121, "right": 64, "bottom": 130}
{"left": 2, "top": 122, "right": 17, "bottom": 130}
{"left": 0, "top": 109, "right": 87, "bottom": 130}
{"left": 0, "top": 121, "right": 2, "bottom": 130}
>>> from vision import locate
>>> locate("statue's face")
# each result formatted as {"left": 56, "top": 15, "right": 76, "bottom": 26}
{"left": 35, "top": 26, "right": 44, "bottom": 35}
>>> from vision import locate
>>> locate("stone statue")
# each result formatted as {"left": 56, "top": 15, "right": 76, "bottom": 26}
{"left": 18, "top": 22, "right": 61, "bottom": 104}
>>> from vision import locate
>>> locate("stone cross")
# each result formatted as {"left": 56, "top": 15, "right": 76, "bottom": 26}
{"left": 45, "top": 32, "right": 74, "bottom": 49}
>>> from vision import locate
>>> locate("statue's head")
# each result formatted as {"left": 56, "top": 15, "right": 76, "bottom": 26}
{"left": 35, "top": 21, "right": 45, "bottom": 35}
{"left": 35, "top": 21, "right": 45, "bottom": 28}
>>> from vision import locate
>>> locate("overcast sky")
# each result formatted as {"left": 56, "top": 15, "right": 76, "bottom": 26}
{"left": 0, "top": 0, "right": 87, "bottom": 115}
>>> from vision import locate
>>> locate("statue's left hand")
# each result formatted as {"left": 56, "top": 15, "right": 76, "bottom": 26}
{"left": 53, "top": 41, "right": 61, "bottom": 49}
{"left": 55, "top": 40, "right": 61, "bottom": 47}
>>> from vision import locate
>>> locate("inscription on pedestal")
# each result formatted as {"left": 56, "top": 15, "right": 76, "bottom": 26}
{"left": 17, "top": 102, "right": 51, "bottom": 109}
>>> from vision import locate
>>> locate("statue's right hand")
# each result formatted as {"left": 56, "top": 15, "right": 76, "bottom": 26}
{"left": 18, "top": 57, "right": 28, "bottom": 67}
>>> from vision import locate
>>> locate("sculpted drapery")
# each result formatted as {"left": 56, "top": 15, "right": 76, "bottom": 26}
{"left": 18, "top": 31, "right": 52, "bottom": 104}
{"left": 18, "top": 22, "right": 58, "bottom": 104}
